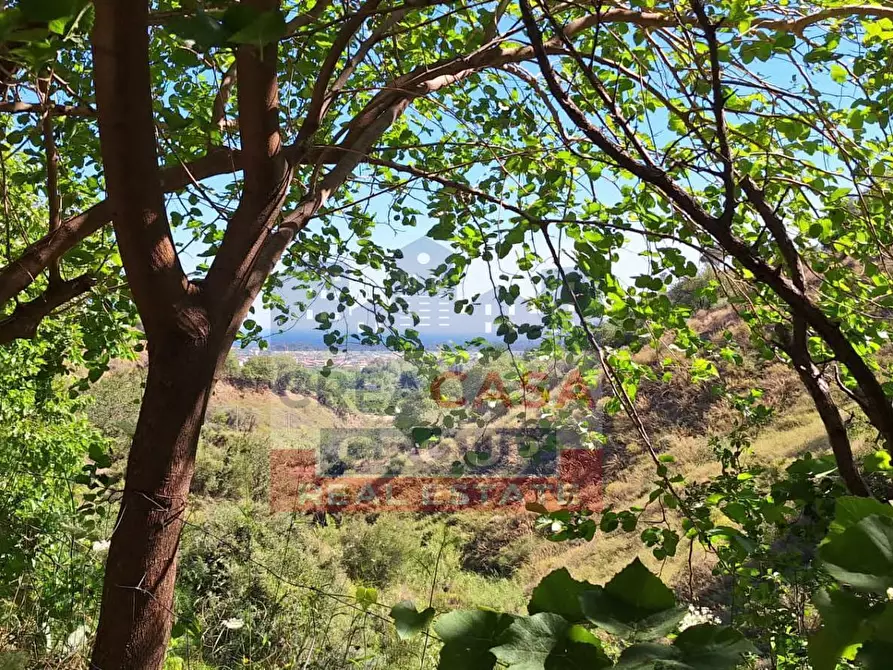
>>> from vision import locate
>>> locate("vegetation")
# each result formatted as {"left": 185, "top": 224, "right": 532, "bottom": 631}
{"left": 0, "top": 0, "right": 892, "bottom": 668}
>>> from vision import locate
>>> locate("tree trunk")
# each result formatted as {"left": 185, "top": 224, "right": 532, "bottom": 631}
{"left": 90, "top": 336, "right": 218, "bottom": 670}
{"left": 786, "top": 340, "right": 872, "bottom": 497}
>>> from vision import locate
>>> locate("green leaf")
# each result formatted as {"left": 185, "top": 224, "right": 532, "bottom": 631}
{"left": 19, "top": 0, "right": 80, "bottom": 23}
{"left": 615, "top": 643, "right": 682, "bottom": 669}
{"left": 0, "top": 9, "right": 24, "bottom": 42}
{"left": 464, "top": 451, "right": 491, "bottom": 467}
{"left": 167, "top": 11, "right": 227, "bottom": 50}
{"left": 808, "top": 588, "right": 874, "bottom": 670}
{"left": 819, "top": 514, "right": 893, "bottom": 593}
{"left": 435, "top": 610, "right": 513, "bottom": 670}
{"left": 48, "top": 17, "right": 67, "bottom": 35}
{"left": 616, "top": 625, "right": 753, "bottom": 669}
{"left": 88, "top": 442, "right": 111, "bottom": 470}
{"left": 491, "top": 613, "right": 610, "bottom": 670}
{"left": 672, "top": 624, "right": 755, "bottom": 668}
{"left": 548, "top": 625, "right": 613, "bottom": 669}
{"left": 492, "top": 613, "right": 568, "bottom": 669}
{"left": 227, "top": 9, "right": 287, "bottom": 47}
{"left": 857, "top": 641, "right": 893, "bottom": 669}
{"left": 390, "top": 600, "right": 435, "bottom": 640}
{"left": 355, "top": 586, "right": 378, "bottom": 611}
{"left": 830, "top": 64, "right": 847, "bottom": 84}
{"left": 527, "top": 568, "right": 593, "bottom": 623}
{"left": 411, "top": 425, "right": 441, "bottom": 446}
{"left": 865, "top": 451, "right": 893, "bottom": 474}
{"left": 580, "top": 558, "right": 685, "bottom": 640}
{"left": 427, "top": 220, "right": 455, "bottom": 240}
{"left": 827, "top": 496, "right": 893, "bottom": 537}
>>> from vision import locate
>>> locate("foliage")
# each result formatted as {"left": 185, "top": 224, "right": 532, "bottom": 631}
{"left": 339, "top": 515, "right": 420, "bottom": 588}
{"left": 392, "top": 558, "right": 754, "bottom": 670}
{"left": 0, "top": 323, "right": 114, "bottom": 661}
{"left": 808, "top": 496, "right": 893, "bottom": 668}
{"left": 1, "top": 0, "right": 893, "bottom": 666}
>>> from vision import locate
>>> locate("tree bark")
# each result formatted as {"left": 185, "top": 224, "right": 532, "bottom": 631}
{"left": 90, "top": 333, "right": 219, "bottom": 670}
{"left": 778, "top": 321, "right": 872, "bottom": 497}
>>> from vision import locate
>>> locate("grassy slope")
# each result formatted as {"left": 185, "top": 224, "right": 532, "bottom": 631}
{"left": 200, "top": 309, "right": 866, "bottom": 614}
{"left": 83, "top": 304, "right": 872, "bottom": 668}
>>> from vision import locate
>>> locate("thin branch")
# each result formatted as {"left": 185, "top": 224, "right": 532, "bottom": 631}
{"left": 690, "top": 0, "right": 735, "bottom": 223}
{"left": 0, "top": 101, "right": 96, "bottom": 117}
{"left": 209, "top": 61, "right": 236, "bottom": 134}
{"left": 0, "top": 275, "right": 95, "bottom": 344}
{"left": 38, "top": 75, "right": 62, "bottom": 284}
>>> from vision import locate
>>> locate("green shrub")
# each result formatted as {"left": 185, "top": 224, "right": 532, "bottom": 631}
{"left": 339, "top": 516, "right": 417, "bottom": 588}
{"left": 346, "top": 435, "right": 383, "bottom": 461}
{"left": 458, "top": 515, "right": 534, "bottom": 578}
{"left": 667, "top": 268, "right": 719, "bottom": 311}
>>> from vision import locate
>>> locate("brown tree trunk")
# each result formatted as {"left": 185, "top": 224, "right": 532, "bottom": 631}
{"left": 781, "top": 322, "right": 872, "bottom": 497}
{"left": 90, "top": 335, "right": 219, "bottom": 670}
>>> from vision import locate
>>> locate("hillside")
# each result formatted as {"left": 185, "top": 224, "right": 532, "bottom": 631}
{"left": 73, "top": 296, "right": 871, "bottom": 669}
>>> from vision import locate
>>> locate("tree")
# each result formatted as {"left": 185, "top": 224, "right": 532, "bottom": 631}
{"left": 0, "top": 1, "right": 892, "bottom": 668}
{"left": 519, "top": 0, "right": 893, "bottom": 497}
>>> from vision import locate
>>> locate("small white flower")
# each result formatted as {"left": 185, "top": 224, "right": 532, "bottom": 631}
{"left": 91, "top": 540, "right": 111, "bottom": 554}
{"left": 886, "top": 587, "right": 893, "bottom": 601}
{"left": 222, "top": 618, "right": 245, "bottom": 630}
{"left": 551, "top": 520, "right": 564, "bottom": 533}
{"left": 65, "top": 625, "right": 89, "bottom": 652}
{"left": 678, "top": 604, "right": 720, "bottom": 631}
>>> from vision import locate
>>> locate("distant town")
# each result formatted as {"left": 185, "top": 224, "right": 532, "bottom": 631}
{"left": 231, "top": 346, "right": 400, "bottom": 370}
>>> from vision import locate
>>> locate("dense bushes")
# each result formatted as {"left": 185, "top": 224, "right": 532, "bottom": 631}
{"left": 339, "top": 516, "right": 418, "bottom": 588}
{"left": 458, "top": 515, "right": 535, "bottom": 578}
{"left": 0, "top": 329, "right": 113, "bottom": 664}
{"left": 173, "top": 504, "right": 419, "bottom": 669}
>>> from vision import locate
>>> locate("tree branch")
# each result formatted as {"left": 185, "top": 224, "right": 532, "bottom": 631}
{"left": 520, "top": 0, "right": 893, "bottom": 454}
{"left": 0, "top": 101, "right": 96, "bottom": 117}
{"left": 0, "top": 143, "right": 345, "bottom": 308}
{"left": 92, "top": 0, "right": 191, "bottom": 337}
{"left": 38, "top": 75, "right": 62, "bottom": 284}
{"left": 209, "top": 62, "right": 237, "bottom": 134}
{"left": 296, "top": 0, "right": 384, "bottom": 145}
{"left": 205, "top": 0, "right": 293, "bottom": 312}
{"left": 690, "top": 0, "right": 735, "bottom": 223}
{"left": 0, "top": 274, "right": 95, "bottom": 344}
{"left": 776, "top": 321, "right": 871, "bottom": 497}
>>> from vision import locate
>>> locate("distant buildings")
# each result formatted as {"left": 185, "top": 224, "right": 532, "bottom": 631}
{"left": 269, "top": 237, "right": 545, "bottom": 348}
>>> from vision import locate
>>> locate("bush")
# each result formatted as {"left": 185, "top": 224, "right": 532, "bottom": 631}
{"left": 0, "top": 330, "right": 112, "bottom": 665}
{"left": 235, "top": 354, "right": 303, "bottom": 392}
{"left": 339, "top": 516, "right": 417, "bottom": 587}
{"left": 193, "top": 415, "right": 270, "bottom": 501}
{"left": 667, "top": 268, "right": 719, "bottom": 311}
{"left": 346, "top": 435, "right": 382, "bottom": 461}
{"left": 458, "top": 515, "right": 534, "bottom": 578}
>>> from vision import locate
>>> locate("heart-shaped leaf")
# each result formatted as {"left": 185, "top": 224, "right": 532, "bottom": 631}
{"left": 580, "top": 558, "right": 685, "bottom": 640}
{"left": 819, "top": 514, "right": 893, "bottom": 593}
{"left": 491, "top": 613, "right": 611, "bottom": 670}
{"left": 434, "top": 609, "right": 513, "bottom": 670}
{"left": 528, "top": 568, "right": 593, "bottom": 623}
{"left": 390, "top": 600, "right": 435, "bottom": 640}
